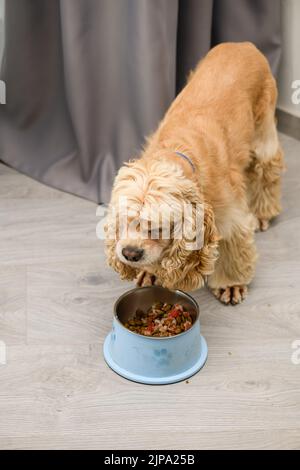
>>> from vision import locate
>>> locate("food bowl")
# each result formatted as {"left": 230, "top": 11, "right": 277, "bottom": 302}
{"left": 103, "top": 286, "right": 208, "bottom": 385}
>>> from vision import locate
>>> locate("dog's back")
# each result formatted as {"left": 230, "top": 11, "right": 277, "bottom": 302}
{"left": 186, "top": 42, "right": 276, "bottom": 120}
{"left": 157, "top": 42, "right": 277, "bottom": 172}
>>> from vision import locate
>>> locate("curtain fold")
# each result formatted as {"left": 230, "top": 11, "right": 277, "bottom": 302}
{"left": 0, "top": 0, "right": 281, "bottom": 203}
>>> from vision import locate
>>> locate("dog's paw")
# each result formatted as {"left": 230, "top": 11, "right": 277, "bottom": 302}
{"left": 136, "top": 271, "right": 156, "bottom": 287}
{"left": 212, "top": 285, "right": 248, "bottom": 305}
{"left": 255, "top": 217, "right": 270, "bottom": 232}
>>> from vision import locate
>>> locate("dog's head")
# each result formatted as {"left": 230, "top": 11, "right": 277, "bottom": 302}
{"left": 105, "top": 156, "right": 219, "bottom": 290}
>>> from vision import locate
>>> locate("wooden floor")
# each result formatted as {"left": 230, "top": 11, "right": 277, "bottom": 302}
{"left": 0, "top": 133, "right": 299, "bottom": 450}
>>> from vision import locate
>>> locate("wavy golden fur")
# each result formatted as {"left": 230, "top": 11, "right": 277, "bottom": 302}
{"left": 105, "top": 42, "right": 285, "bottom": 304}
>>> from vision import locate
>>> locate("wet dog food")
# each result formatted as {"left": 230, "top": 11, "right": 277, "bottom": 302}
{"left": 124, "top": 302, "right": 193, "bottom": 337}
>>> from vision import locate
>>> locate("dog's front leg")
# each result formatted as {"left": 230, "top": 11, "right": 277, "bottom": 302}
{"left": 136, "top": 270, "right": 158, "bottom": 287}
{"left": 207, "top": 217, "right": 257, "bottom": 305}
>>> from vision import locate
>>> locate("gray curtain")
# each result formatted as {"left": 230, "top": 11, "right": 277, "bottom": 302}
{"left": 0, "top": 0, "right": 281, "bottom": 203}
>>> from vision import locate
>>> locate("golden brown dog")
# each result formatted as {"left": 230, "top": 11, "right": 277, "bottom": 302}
{"left": 105, "top": 42, "right": 284, "bottom": 304}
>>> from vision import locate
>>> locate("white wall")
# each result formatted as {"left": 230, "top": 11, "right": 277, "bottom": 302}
{"left": 278, "top": 0, "right": 300, "bottom": 118}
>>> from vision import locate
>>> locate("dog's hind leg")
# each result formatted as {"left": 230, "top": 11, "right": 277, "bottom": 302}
{"left": 246, "top": 87, "right": 285, "bottom": 231}
{"left": 208, "top": 214, "right": 257, "bottom": 305}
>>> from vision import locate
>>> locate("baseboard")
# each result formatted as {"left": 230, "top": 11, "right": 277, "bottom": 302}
{"left": 276, "top": 108, "right": 300, "bottom": 141}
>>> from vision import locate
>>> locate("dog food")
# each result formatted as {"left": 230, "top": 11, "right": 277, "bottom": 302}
{"left": 124, "top": 302, "right": 193, "bottom": 337}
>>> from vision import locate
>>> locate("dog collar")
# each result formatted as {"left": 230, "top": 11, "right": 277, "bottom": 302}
{"left": 174, "top": 151, "right": 196, "bottom": 173}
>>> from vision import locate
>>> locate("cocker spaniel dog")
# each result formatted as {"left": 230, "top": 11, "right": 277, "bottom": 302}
{"left": 105, "top": 42, "right": 284, "bottom": 305}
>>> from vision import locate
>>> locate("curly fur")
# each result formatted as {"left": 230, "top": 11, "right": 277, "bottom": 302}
{"left": 156, "top": 202, "right": 219, "bottom": 290}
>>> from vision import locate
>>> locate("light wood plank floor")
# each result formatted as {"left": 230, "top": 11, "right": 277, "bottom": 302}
{"left": 0, "top": 133, "right": 299, "bottom": 450}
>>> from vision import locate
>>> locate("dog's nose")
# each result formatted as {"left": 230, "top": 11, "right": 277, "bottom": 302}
{"left": 122, "top": 246, "right": 144, "bottom": 262}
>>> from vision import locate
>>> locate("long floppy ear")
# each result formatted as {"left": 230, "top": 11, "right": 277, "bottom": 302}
{"left": 156, "top": 202, "right": 219, "bottom": 291}
{"left": 196, "top": 202, "right": 220, "bottom": 277}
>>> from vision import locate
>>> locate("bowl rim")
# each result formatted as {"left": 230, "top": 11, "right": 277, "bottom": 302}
{"left": 113, "top": 286, "right": 200, "bottom": 340}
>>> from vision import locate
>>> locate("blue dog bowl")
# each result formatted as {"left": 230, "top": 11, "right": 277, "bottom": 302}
{"left": 103, "top": 286, "right": 208, "bottom": 385}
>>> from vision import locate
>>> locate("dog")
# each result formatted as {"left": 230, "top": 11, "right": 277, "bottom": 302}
{"left": 105, "top": 42, "right": 284, "bottom": 305}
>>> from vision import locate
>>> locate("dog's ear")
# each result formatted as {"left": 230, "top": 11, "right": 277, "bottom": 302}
{"left": 159, "top": 239, "right": 202, "bottom": 290}
{"left": 196, "top": 202, "right": 219, "bottom": 277}
{"left": 157, "top": 202, "right": 219, "bottom": 291}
